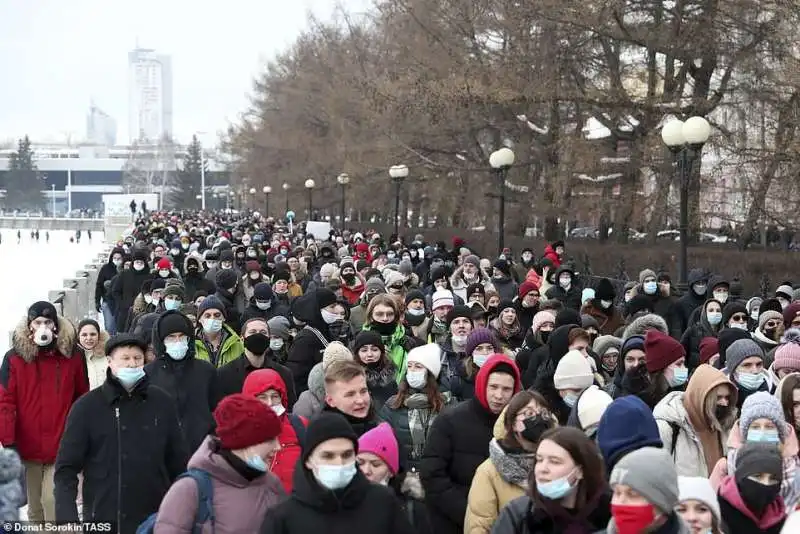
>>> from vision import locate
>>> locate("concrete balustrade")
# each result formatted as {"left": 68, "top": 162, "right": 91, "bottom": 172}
{"left": 0, "top": 216, "right": 104, "bottom": 232}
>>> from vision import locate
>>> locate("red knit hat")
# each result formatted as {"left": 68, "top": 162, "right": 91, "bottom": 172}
{"left": 214, "top": 394, "right": 281, "bottom": 450}
{"left": 698, "top": 337, "right": 719, "bottom": 365}
{"left": 156, "top": 257, "right": 172, "bottom": 270}
{"left": 784, "top": 302, "right": 800, "bottom": 328}
{"left": 519, "top": 280, "right": 540, "bottom": 299}
{"left": 644, "top": 330, "right": 686, "bottom": 373}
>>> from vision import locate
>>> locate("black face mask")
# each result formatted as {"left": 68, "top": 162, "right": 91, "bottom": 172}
{"left": 737, "top": 478, "right": 780, "bottom": 517}
{"left": 372, "top": 321, "right": 396, "bottom": 337}
{"left": 764, "top": 327, "right": 778, "bottom": 341}
{"left": 343, "top": 273, "right": 356, "bottom": 284}
{"left": 521, "top": 415, "right": 553, "bottom": 443}
{"left": 540, "top": 330, "right": 551, "bottom": 344}
{"left": 714, "top": 404, "right": 729, "bottom": 422}
{"left": 405, "top": 311, "right": 426, "bottom": 326}
{"left": 244, "top": 333, "right": 269, "bottom": 355}
{"left": 621, "top": 363, "right": 650, "bottom": 394}
{"left": 187, "top": 265, "right": 199, "bottom": 274}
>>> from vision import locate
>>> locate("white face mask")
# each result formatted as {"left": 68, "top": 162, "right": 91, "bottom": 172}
{"left": 256, "top": 301, "right": 271, "bottom": 310}
{"left": 406, "top": 369, "right": 427, "bottom": 389}
{"left": 713, "top": 291, "right": 728, "bottom": 304}
{"left": 159, "top": 269, "right": 170, "bottom": 278}
{"left": 269, "top": 339, "right": 284, "bottom": 351}
{"left": 321, "top": 309, "right": 340, "bottom": 325}
{"left": 33, "top": 325, "right": 54, "bottom": 347}
{"left": 133, "top": 261, "right": 145, "bottom": 271}
{"left": 559, "top": 276, "right": 571, "bottom": 289}
{"left": 271, "top": 404, "right": 286, "bottom": 417}
{"left": 452, "top": 334, "right": 468, "bottom": 346}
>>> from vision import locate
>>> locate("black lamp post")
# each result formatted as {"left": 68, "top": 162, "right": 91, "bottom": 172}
{"left": 489, "top": 147, "right": 515, "bottom": 255}
{"left": 389, "top": 165, "right": 409, "bottom": 236}
{"left": 337, "top": 173, "right": 349, "bottom": 227}
{"left": 661, "top": 116, "right": 711, "bottom": 288}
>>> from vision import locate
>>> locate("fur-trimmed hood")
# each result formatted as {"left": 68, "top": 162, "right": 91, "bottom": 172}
{"left": 450, "top": 265, "right": 493, "bottom": 291}
{"left": 12, "top": 316, "right": 77, "bottom": 362}
{"left": 622, "top": 313, "right": 668, "bottom": 341}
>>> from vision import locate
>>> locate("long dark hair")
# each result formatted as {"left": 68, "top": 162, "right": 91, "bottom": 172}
{"left": 530, "top": 427, "right": 608, "bottom": 514}
{"left": 389, "top": 369, "right": 446, "bottom": 412}
{"left": 779, "top": 374, "right": 800, "bottom": 433}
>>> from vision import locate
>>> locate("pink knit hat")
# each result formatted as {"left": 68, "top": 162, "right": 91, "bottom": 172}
{"left": 357, "top": 422, "right": 399, "bottom": 475}
{"left": 774, "top": 332, "right": 800, "bottom": 372}
{"left": 532, "top": 310, "right": 556, "bottom": 333}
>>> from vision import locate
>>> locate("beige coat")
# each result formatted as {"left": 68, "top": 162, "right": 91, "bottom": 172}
{"left": 84, "top": 330, "right": 110, "bottom": 390}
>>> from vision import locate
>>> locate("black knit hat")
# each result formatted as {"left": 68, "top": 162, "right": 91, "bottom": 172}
{"left": 405, "top": 289, "right": 426, "bottom": 306}
{"left": 352, "top": 330, "right": 384, "bottom": 355}
{"left": 493, "top": 259, "right": 511, "bottom": 277}
{"left": 151, "top": 279, "right": 167, "bottom": 291}
{"left": 199, "top": 295, "right": 227, "bottom": 318}
{"left": 163, "top": 284, "right": 185, "bottom": 300}
{"left": 105, "top": 333, "right": 147, "bottom": 357}
{"left": 555, "top": 308, "right": 581, "bottom": 328}
{"left": 254, "top": 282, "right": 274, "bottom": 301}
{"left": 272, "top": 269, "right": 292, "bottom": 284}
{"left": 158, "top": 311, "right": 193, "bottom": 341}
{"left": 760, "top": 297, "right": 783, "bottom": 315}
{"left": 315, "top": 288, "right": 338, "bottom": 310}
{"left": 302, "top": 412, "right": 358, "bottom": 462}
{"left": 446, "top": 305, "right": 473, "bottom": 327}
{"left": 466, "top": 283, "right": 485, "bottom": 298}
{"left": 721, "top": 302, "right": 747, "bottom": 326}
{"left": 735, "top": 442, "right": 782, "bottom": 485}
{"left": 215, "top": 269, "right": 239, "bottom": 291}
{"left": 140, "top": 279, "right": 153, "bottom": 295}
{"left": 27, "top": 301, "right": 58, "bottom": 332}
{"left": 595, "top": 278, "right": 616, "bottom": 301}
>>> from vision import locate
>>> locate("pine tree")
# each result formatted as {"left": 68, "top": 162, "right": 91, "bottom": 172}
{"left": 4, "top": 136, "right": 45, "bottom": 210}
{"left": 171, "top": 135, "right": 206, "bottom": 208}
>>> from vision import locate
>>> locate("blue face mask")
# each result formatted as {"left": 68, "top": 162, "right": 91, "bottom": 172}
{"left": 164, "top": 299, "right": 181, "bottom": 311}
{"left": 707, "top": 312, "right": 722, "bottom": 326}
{"left": 313, "top": 462, "right": 357, "bottom": 490}
{"left": 165, "top": 339, "right": 189, "bottom": 360}
{"left": 736, "top": 371, "right": 765, "bottom": 390}
{"left": 536, "top": 471, "right": 576, "bottom": 500}
{"left": 202, "top": 318, "right": 223, "bottom": 334}
{"left": 563, "top": 393, "right": 578, "bottom": 408}
{"left": 747, "top": 428, "right": 780, "bottom": 443}
{"left": 246, "top": 454, "right": 268, "bottom": 472}
{"left": 643, "top": 281, "right": 657, "bottom": 295}
{"left": 473, "top": 353, "right": 490, "bottom": 367}
{"left": 670, "top": 367, "right": 689, "bottom": 387}
{"left": 115, "top": 367, "right": 145, "bottom": 388}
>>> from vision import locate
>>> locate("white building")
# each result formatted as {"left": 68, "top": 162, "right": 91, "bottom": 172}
{"left": 86, "top": 103, "right": 117, "bottom": 146}
{"left": 128, "top": 48, "right": 173, "bottom": 143}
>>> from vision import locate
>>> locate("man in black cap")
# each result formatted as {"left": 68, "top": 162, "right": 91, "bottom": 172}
{"left": 0, "top": 301, "right": 89, "bottom": 522}
{"left": 260, "top": 412, "right": 411, "bottom": 534}
{"left": 54, "top": 334, "right": 188, "bottom": 532}
{"left": 145, "top": 310, "right": 220, "bottom": 452}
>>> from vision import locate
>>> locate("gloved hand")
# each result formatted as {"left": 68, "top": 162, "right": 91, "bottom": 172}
{"left": 621, "top": 363, "right": 651, "bottom": 395}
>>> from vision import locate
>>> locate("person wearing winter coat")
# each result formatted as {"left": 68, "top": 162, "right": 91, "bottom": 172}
{"left": 716, "top": 442, "right": 787, "bottom": 533}
{"left": 490, "top": 427, "right": 611, "bottom": 534}
{"left": 404, "top": 290, "right": 430, "bottom": 341}
{"left": 243, "top": 369, "right": 307, "bottom": 493}
{"left": 0, "top": 302, "right": 89, "bottom": 522}
{"left": 217, "top": 318, "right": 296, "bottom": 408}
{"left": 681, "top": 299, "right": 723, "bottom": 370}
{"left": 596, "top": 395, "right": 663, "bottom": 473}
{"left": 112, "top": 248, "right": 153, "bottom": 332}
{"left": 490, "top": 260, "right": 518, "bottom": 302}
{"left": 362, "top": 294, "right": 421, "bottom": 385}
{"left": 514, "top": 310, "right": 556, "bottom": 379}
{"left": 241, "top": 282, "right": 282, "bottom": 324}
{"left": 352, "top": 330, "right": 398, "bottom": 407}
{"left": 515, "top": 281, "right": 540, "bottom": 334}
{"left": 443, "top": 328, "right": 502, "bottom": 401}
{"left": 182, "top": 254, "right": 216, "bottom": 303}
{"left": 449, "top": 255, "right": 495, "bottom": 303}
{"left": 419, "top": 355, "right": 521, "bottom": 534}
{"left": 155, "top": 394, "right": 286, "bottom": 534}
{"left": 95, "top": 247, "right": 124, "bottom": 334}
{"left": 674, "top": 269, "right": 709, "bottom": 336}
{"left": 581, "top": 278, "right": 624, "bottom": 336}
{"left": 293, "top": 342, "right": 354, "bottom": 419}
{"left": 77, "top": 319, "right": 109, "bottom": 390}
{"left": 339, "top": 260, "right": 365, "bottom": 305}
{"left": 753, "top": 310, "right": 784, "bottom": 356}
{"left": 542, "top": 241, "right": 563, "bottom": 269}
{"left": 194, "top": 296, "right": 246, "bottom": 368}
{"left": 259, "top": 412, "right": 413, "bottom": 534}
{"left": 322, "top": 359, "right": 381, "bottom": 437}
{"left": 286, "top": 288, "right": 339, "bottom": 395}
{"left": 605, "top": 447, "right": 691, "bottom": 534}
{"left": 145, "top": 310, "right": 220, "bottom": 453}
{"left": 54, "top": 334, "right": 188, "bottom": 532}
{"left": 653, "top": 364, "right": 738, "bottom": 477}
{"left": 544, "top": 265, "right": 582, "bottom": 311}
{"left": 725, "top": 338, "right": 773, "bottom": 409}
{"left": 465, "top": 390, "right": 542, "bottom": 534}
{"left": 489, "top": 301, "right": 525, "bottom": 354}
{"left": 0, "top": 447, "right": 24, "bottom": 522}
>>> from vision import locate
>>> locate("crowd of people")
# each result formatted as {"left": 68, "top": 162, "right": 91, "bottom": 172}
{"left": 0, "top": 209, "right": 799, "bottom": 533}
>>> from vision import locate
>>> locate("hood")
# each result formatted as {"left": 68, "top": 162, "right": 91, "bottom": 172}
{"left": 553, "top": 265, "right": 575, "bottom": 281}
{"left": 718, "top": 476, "right": 786, "bottom": 529}
{"left": 152, "top": 310, "right": 196, "bottom": 360}
{"left": 621, "top": 313, "right": 668, "bottom": 341}
{"left": 687, "top": 268, "right": 708, "bottom": 287}
{"left": 697, "top": 298, "right": 721, "bottom": 333}
{"left": 243, "top": 368, "right": 287, "bottom": 406}
{"left": 107, "top": 247, "right": 124, "bottom": 265}
{"left": 290, "top": 291, "right": 324, "bottom": 327}
{"left": 706, "top": 275, "right": 729, "bottom": 299}
{"left": 12, "top": 315, "right": 77, "bottom": 362}
{"left": 775, "top": 372, "right": 800, "bottom": 402}
{"left": 684, "top": 364, "right": 738, "bottom": 432}
{"left": 548, "top": 324, "right": 580, "bottom": 365}
{"left": 475, "top": 354, "right": 521, "bottom": 411}
{"left": 188, "top": 436, "right": 286, "bottom": 491}
{"left": 307, "top": 362, "right": 326, "bottom": 401}
{"left": 183, "top": 252, "right": 205, "bottom": 273}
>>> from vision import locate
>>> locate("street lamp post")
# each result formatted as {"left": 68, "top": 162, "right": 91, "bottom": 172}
{"left": 388, "top": 165, "right": 409, "bottom": 236}
{"left": 337, "top": 173, "right": 349, "bottom": 227}
{"left": 489, "top": 147, "right": 515, "bottom": 255}
{"left": 304, "top": 179, "right": 316, "bottom": 220}
{"left": 249, "top": 187, "right": 257, "bottom": 211}
{"left": 661, "top": 116, "right": 711, "bottom": 288}
{"left": 228, "top": 190, "right": 234, "bottom": 211}
{"left": 283, "top": 183, "right": 290, "bottom": 213}
{"left": 263, "top": 186, "right": 272, "bottom": 215}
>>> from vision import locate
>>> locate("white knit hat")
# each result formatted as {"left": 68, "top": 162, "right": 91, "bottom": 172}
{"left": 553, "top": 350, "right": 594, "bottom": 391}
{"left": 383, "top": 270, "right": 405, "bottom": 288}
{"left": 432, "top": 289, "right": 455, "bottom": 310}
{"left": 678, "top": 476, "right": 721, "bottom": 525}
{"left": 576, "top": 386, "right": 612, "bottom": 435}
{"left": 320, "top": 263, "right": 338, "bottom": 280}
{"left": 407, "top": 343, "right": 443, "bottom": 379}
{"left": 322, "top": 341, "right": 354, "bottom": 370}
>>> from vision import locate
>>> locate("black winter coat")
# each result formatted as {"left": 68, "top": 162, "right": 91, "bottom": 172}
{"left": 95, "top": 247, "right": 123, "bottom": 310}
{"left": 521, "top": 344, "right": 549, "bottom": 389}
{"left": 217, "top": 353, "right": 296, "bottom": 409}
{"left": 144, "top": 311, "right": 221, "bottom": 452}
{"left": 54, "top": 372, "right": 188, "bottom": 533}
{"left": 419, "top": 397, "right": 498, "bottom": 534}
{"left": 182, "top": 272, "right": 216, "bottom": 302}
{"left": 260, "top": 466, "right": 413, "bottom": 534}
{"left": 674, "top": 269, "right": 708, "bottom": 335}
{"left": 680, "top": 302, "right": 719, "bottom": 370}
{"left": 112, "top": 267, "right": 152, "bottom": 332}
{"left": 212, "top": 289, "right": 242, "bottom": 333}
{"left": 544, "top": 266, "right": 582, "bottom": 310}
{"left": 240, "top": 302, "right": 281, "bottom": 325}
{"left": 285, "top": 292, "right": 334, "bottom": 394}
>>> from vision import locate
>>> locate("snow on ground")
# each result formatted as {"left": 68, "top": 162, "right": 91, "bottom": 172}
{"left": 0, "top": 230, "right": 108, "bottom": 356}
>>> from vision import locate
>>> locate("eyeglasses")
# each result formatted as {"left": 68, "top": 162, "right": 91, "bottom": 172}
{"left": 731, "top": 314, "right": 748, "bottom": 322}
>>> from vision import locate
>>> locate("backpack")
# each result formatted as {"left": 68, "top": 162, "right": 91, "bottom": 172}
{"left": 288, "top": 414, "right": 307, "bottom": 448}
{"left": 136, "top": 468, "right": 215, "bottom": 534}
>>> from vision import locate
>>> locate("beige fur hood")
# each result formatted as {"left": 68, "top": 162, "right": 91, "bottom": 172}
{"left": 12, "top": 316, "right": 77, "bottom": 362}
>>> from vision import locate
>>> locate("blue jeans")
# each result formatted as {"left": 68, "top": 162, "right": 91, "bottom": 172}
{"left": 101, "top": 301, "right": 117, "bottom": 335}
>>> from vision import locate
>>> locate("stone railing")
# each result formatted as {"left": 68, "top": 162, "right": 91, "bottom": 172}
{"left": 0, "top": 216, "right": 104, "bottom": 232}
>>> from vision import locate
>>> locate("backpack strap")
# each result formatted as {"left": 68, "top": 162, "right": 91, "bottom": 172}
{"left": 288, "top": 414, "right": 307, "bottom": 448}
{"left": 304, "top": 326, "right": 330, "bottom": 348}
{"left": 178, "top": 468, "right": 215, "bottom": 534}
{"left": 669, "top": 422, "right": 680, "bottom": 457}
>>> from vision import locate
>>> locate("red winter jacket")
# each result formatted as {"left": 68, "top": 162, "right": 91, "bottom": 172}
{"left": 542, "top": 244, "right": 562, "bottom": 269}
{"left": 0, "top": 317, "right": 89, "bottom": 463}
{"left": 341, "top": 275, "right": 366, "bottom": 306}
{"left": 242, "top": 369, "right": 306, "bottom": 493}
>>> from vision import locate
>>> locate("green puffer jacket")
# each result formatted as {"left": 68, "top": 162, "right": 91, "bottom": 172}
{"left": 362, "top": 323, "right": 421, "bottom": 384}
{"left": 194, "top": 324, "right": 245, "bottom": 368}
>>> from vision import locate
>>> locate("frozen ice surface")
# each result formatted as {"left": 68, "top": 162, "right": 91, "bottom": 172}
{"left": 0, "top": 230, "right": 108, "bottom": 356}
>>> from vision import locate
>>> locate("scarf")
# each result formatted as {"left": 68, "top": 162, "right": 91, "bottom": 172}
{"left": 489, "top": 439, "right": 533, "bottom": 489}
{"left": 491, "top": 317, "right": 521, "bottom": 341}
{"left": 404, "top": 392, "right": 438, "bottom": 460}
{"left": 365, "top": 361, "right": 397, "bottom": 389}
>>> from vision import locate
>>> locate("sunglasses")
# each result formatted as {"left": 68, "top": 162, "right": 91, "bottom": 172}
{"left": 731, "top": 314, "right": 748, "bottom": 322}
{"left": 765, "top": 320, "right": 780, "bottom": 329}
{"left": 388, "top": 285, "right": 404, "bottom": 291}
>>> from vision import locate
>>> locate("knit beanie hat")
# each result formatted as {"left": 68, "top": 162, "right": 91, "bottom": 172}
{"left": 463, "top": 255, "right": 481, "bottom": 269}
{"left": 466, "top": 283, "right": 485, "bottom": 299}
{"left": 365, "top": 277, "right": 387, "bottom": 296}
{"left": 775, "top": 330, "right": 800, "bottom": 372}
{"left": 266, "top": 316, "right": 290, "bottom": 340}
{"left": 581, "top": 314, "right": 599, "bottom": 331}
{"left": 519, "top": 281, "right": 539, "bottom": 299}
{"left": 156, "top": 257, "right": 172, "bottom": 270}
{"left": 555, "top": 308, "right": 582, "bottom": 328}
{"left": 532, "top": 310, "right": 556, "bottom": 333}
{"left": 554, "top": 350, "right": 594, "bottom": 391}
{"left": 429, "top": 266, "right": 450, "bottom": 284}
{"left": 158, "top": 311, "right": 193, "bottom": 340}
{"left": 245, "top": 260, "right": 261, "bottom": 274}
{"left": 199, "top": 295, "right": 227, "bottom": 318}
{"left": 678, "top": 477, "right": 721, "bottom": 526}
{"left": 717, "top": 328, "right": 752, "bottom": 368}
{"left": 272, "top": 269, "right": 292, "bottom": 284}
{"left": 610, "top": 447, "right": 679, "bottom": 514}
{"left": 725, "top": 338, "right": 764, "bottom": 374}
{"left": 784, "top": 302, "right": 800, "bottom": 328}
{"left": 320, "top": 263, "right": 338, "bottom": 280}
{"left": 151, "top": 278, "right": 167, "bottom": 292}
{"left": 597, "top": 395, "right": 663, "bottom": 469}
{"left": 432, "top": 289, "right": 455, "bottom": 310}
{"left": 621, "top": 335, "right": 645, "bottom": 357}
{"left": 698, "top": 337, "right": 719, "bottom": 365}
{"left": 27, "top": 301, "right": 59, "bottom": 331}
{"left": 593, "top": 335, "right": 622, "bottom": 357}
{"left": 322, "top": 341, "right": 354, "bottom": 370}
{"left": 302, "top": 412, "right": 359, "bottom": 462}
{"left": 735, "top": 442, "right": 783, "bottom": 486}
{"left": 214, "top": 394, "right": 281, "bottom": 450}
{"left": 405, "top": 289, "right": 426, "bottom": 306}
{"left": 465, "top": 327, "right": 501, "bottom": 357}
{"left": 357, "top": 422, "right": 399, "bottom": 475}
{"left": 315, "top": 288, "right": 338, "bottom": 310}
{"left": 398, "top": 260, "right": 413, "bottom": 278}
{"left": 776, "top": 284, "right": 794, "bottom": 301}
{"left": 576, "top": 385, "right": 613, "bottom": 435}
{"left": 407, "top": 343, "right": 442, "bottom": 378}
{"left": 758, "top": 310, "right": 784, "bottom": 331}
{"left": 721, "top": 302, "right": 747, "bottom": 326}
{"left": 595, "top": 278, "right": 616, "bottom": 301}
{"left": 383, "top": 270, "right": 405, "bottom": 288}
{"left": 216, "top": 269, "right": 239, "bottom": 291}
{"left": 638, "top": 269, "right": 657, "bottom": 285}
{"left": 740, "top": 392, "right": 788, "bottom": 442}
{"left": 352, "top": 330, "right": 384, "bottom": 356}
{"left": 644, "top": 330, "right": 686, "bottom": 373}
{"left": 163, "top": 284, "right": 185, "bottom": 301}
{"left": 446, "top": 305, "right": 473, "bottom": 327}
{"left": 254, "top": 282, "right": 274, "bottom": 301}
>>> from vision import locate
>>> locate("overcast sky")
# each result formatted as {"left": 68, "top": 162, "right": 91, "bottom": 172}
{"left": 0, "top": 0, "right": 372, "bottom": 148}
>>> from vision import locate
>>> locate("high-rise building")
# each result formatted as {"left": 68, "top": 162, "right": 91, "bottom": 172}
{"left": 86, "top": 103, "right": 117, "bottom": 146}
{"left": 128, "top": 47, "right": 173, "bottom": 143}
